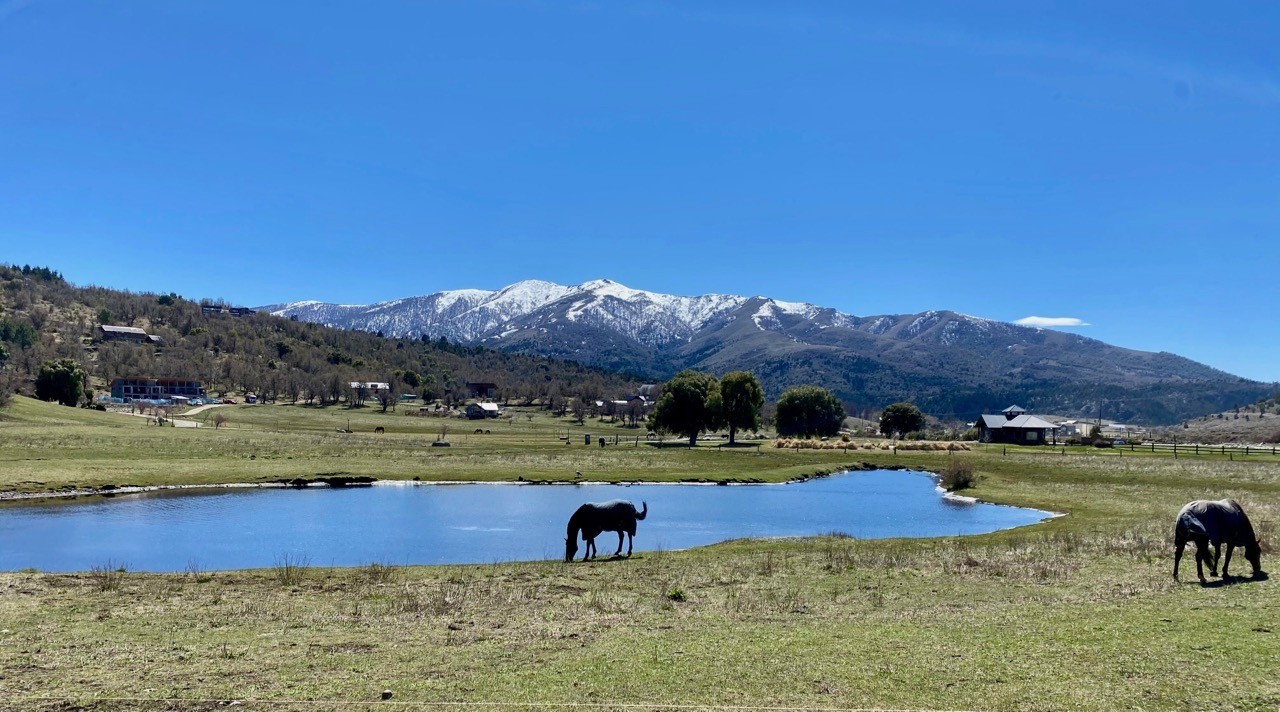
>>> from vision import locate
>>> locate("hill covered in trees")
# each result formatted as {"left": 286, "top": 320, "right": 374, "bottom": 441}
{"left": 0, "top": 264, "right": 636, "bottom": 409}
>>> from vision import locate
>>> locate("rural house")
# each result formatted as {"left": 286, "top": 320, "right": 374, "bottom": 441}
{"left": 201, "top": 305, "right": 257, "bottom": 316}
{"left": 466, "top": 382, "right": 498, "bottom": 399}
{"left": 110, "top": 377, "right": 206, "bottom": 402}
{"left": 975, "top": 405, "right": 1057, "bottom": 445}
{"left": 349, "top": 381, "right": 390, "bottom": 404}
{"left": 465, "top": 402, "right": 501, "bottom": 419}
{"left": 99, "top": 325, "right": 150, "bottom": 343}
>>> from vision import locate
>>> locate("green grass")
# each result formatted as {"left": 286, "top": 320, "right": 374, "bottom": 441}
{"left": 2, "top": 396, "right": 1279, "bottom": 710}
{"left": 0, "top": 397, "right": 867, "bottom": 494}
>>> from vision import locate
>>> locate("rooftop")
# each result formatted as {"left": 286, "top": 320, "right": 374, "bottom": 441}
{"left": 101, "top": 325, "right": 148, "bottom": 335}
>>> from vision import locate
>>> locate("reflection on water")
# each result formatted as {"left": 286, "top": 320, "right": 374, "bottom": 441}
{"left": 0, "top": 470, "right": 1053, "bottom": 572}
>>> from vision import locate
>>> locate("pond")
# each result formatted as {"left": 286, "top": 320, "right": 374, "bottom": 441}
{"left": 0, "top": 470, "right": 1054, "bottom": 572}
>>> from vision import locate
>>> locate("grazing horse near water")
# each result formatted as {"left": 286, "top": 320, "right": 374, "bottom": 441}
{"left": 1173, "top": 499, "right": 1262, "bottom": 582}
{"left": 565, "top": 500, "right": 647, "bottom": 562}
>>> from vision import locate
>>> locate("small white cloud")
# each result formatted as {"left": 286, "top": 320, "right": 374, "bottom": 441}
{"left": 1015, "top": 316, "right": 1091, "bottom": 328}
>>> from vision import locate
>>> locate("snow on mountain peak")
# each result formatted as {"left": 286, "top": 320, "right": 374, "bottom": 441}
{"left": 483, "top": 280, "right": 576, "bottom": 312}
{"left": 267, "top": 279, "right": 847, "bottom": 346}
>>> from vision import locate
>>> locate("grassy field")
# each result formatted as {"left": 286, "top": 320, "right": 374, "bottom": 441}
{"left": 1, "top": 396, "right": 1279, "bottom": 710}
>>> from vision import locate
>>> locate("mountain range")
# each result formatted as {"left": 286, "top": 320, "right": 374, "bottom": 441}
{"left": 263, "top": 279, "right": 1272, "bottom": 425}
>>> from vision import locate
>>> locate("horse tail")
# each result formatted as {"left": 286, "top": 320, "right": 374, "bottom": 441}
{"left": 636, "top": 501, "right": 647, "bottom": 520}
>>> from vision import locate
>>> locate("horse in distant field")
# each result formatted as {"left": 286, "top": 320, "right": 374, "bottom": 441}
{"left": 565, "top": 500, "right": 647, "bottom": 562}
{"left": 1174, "top": 499, "right": 1263, "bottom": 582}
{"left": 374, "top": 426, "right": 385, "bottom": 434}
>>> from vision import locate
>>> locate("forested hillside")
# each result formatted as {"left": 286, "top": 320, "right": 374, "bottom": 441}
{"left": 0, "top": 265, "right": 635, "bottom": 408}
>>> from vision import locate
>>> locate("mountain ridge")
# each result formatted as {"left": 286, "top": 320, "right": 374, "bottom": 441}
{"left": 262, "top": 279, "right": 1271, "bottom": 425}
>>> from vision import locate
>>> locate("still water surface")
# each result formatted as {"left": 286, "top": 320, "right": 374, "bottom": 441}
{"left": 0, "top": 470, "right": 1053, "bottom": 572}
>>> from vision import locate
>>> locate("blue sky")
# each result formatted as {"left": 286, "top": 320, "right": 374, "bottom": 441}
{"left": 2, "top": 1, "right": 1277, "bottom": 381}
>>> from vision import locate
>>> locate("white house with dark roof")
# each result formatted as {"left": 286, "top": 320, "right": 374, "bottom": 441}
{"left": 976, "top": 405, "right": 1058, "bottom": 445}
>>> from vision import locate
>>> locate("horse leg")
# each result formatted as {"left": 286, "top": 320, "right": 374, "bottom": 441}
{"left": 1211, "top": 542, "right": 1222, "bottom": 577}
{"left": 627, "top": 530, "right": 633, "bottom": 557}
{"left": 1173, "top": 539, "right": 1185, "bottom": 580}
{"left": 1195, "top": 540, "right": 1207, "bottom": 583}
{"left": 614, "top": 531, "right": 624, "bottom": 556}
{"left": 1222, "top": 543, "right": 1234, "bottom": 578}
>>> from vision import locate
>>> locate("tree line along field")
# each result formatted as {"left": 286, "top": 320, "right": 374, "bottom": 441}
{"left": 0, "top": 395, "right": 1278, "bottom": 709}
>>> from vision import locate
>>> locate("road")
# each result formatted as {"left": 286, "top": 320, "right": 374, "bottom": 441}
{"left": 182, "top": 402, "right": 229, "bottom": 416}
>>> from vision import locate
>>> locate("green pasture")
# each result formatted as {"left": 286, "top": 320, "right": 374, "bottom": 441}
{"left": 1, "top": 396, "right": 1278, "bottom": 710}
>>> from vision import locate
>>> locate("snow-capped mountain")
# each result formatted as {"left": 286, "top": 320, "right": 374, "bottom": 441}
{"left": 262, "top": 279, "right": 1262, "bottom": 424}
{"left": 266, "top": 279, "right": 756, "bottom": 347}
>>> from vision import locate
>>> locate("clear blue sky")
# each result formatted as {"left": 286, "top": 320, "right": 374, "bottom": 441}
{"left": 2, "top": 1, "right": 1277, "bottom": 382}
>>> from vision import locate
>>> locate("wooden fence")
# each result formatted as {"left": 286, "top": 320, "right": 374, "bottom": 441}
{"left": 1124, "top": 441, "right": 1278, "bottom": 457}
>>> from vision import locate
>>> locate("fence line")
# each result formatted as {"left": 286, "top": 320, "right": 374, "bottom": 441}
{"left": 998, "top": 441, "right": 1279, "bottom": 459}
{"left": 1127, "top": 441, "right": 1278, "bottom": 457}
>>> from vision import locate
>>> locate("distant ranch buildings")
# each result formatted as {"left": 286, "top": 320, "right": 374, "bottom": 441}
{"left": 98, "top": 325, "right": 163, "bottom": 345}
{"left": 201, "top": 305, "right": 257, "bottom": 316}
{"left": 110, "top": 377, "right": 205, "bottom": 402}
{"left": 976, "top": 405, "right": 1057, "bottom": 445}
{"left": 465, "top": 402, "right": 502, "bottom": 419}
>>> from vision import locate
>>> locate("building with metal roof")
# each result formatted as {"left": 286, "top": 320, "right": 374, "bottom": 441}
{"left": 976, "top": 405, "right": 1058, "bottom": 445}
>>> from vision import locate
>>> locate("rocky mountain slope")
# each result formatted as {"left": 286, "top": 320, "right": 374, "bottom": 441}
{"left": 264, "top": 280, "right": 1272, "bottom": 424}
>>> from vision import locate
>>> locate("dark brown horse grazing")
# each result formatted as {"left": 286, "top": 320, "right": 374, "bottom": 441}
{"left": 1173, "top": 499, "right": 1263, "bottom": 582}
{"left": 565, "top": 500, "right": 647, "bottom": 562}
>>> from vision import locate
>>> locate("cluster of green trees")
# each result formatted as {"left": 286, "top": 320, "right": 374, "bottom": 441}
{"left": 648, "top": 369, "right": 851, "bottom": 444}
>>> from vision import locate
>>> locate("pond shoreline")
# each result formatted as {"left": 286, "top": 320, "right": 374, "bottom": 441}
{"left": 0, "top": 461, "right": 902, "bottom": 502}
{"left": 0, "top": 462, "right": 1063, "bottom": 523}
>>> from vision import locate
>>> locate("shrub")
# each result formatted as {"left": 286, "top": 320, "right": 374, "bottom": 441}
{"left": 938, "top": 459, "right": 976, "bottom": 491}
{"left": 89, "top": 560, "right": 128, "bottom": 591}
{"left": 273, "top": 552, "right": 310, "bottom": 586}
